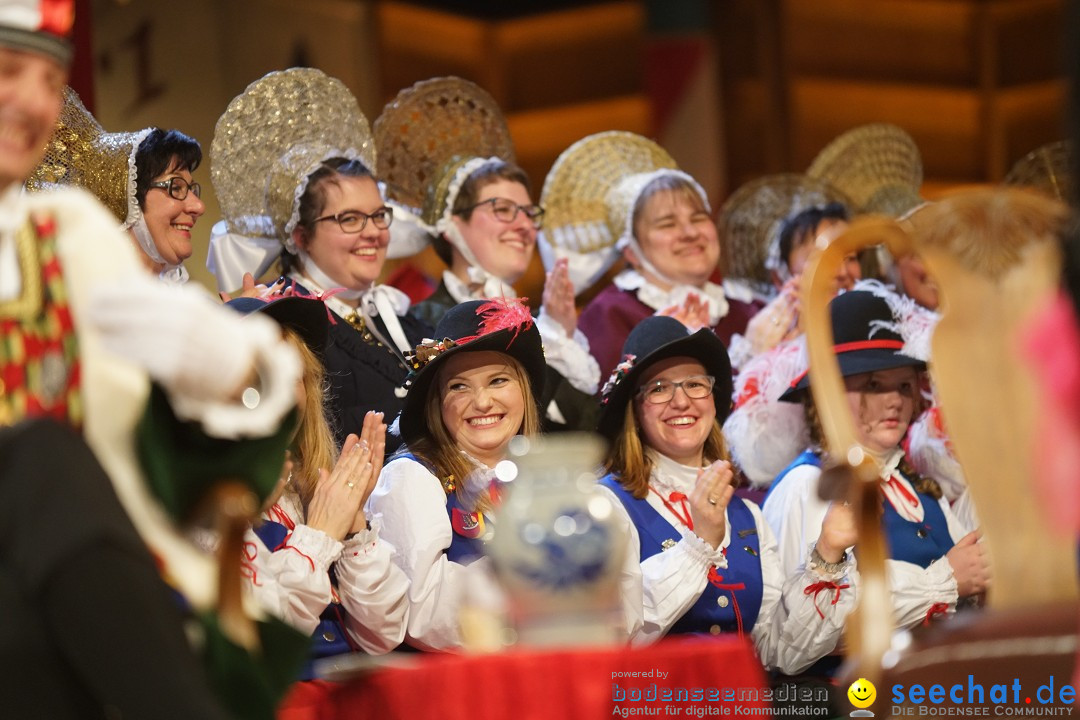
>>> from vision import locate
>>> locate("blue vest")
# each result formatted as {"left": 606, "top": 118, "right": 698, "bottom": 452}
{"left": 398, "top": 453, "right": 490, "bottom": 563}
{"left": 768, "top": 451, "right": 954, "bottom": 568}
{"left": 764, "top": 449, "right": 822, "bottom": 505}
{"left": 601, "top": 474, "right": 764, "bottom": 635}
{"left": 444, "top": 491, "right": 490, "bottom": 563}
{"left": 252, "top": 520, "right": 354, "bottom": 680}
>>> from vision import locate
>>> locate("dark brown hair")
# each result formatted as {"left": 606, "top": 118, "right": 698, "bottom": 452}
{"left": 281, "top": 158, "right": 374, "bottom": 272}
{"left": 134, "top": 129, "right": 202, "bottom": 208}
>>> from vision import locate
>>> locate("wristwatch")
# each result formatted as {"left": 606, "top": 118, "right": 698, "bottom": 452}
{"left": 809, "top": 544, "right": 847, "bottom": 575}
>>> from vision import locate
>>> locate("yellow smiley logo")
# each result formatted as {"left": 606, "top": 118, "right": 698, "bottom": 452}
{"left": 847, "top": 678, "right": 876, "bottom": 709}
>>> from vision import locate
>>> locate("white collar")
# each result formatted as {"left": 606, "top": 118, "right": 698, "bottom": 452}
{"left": 288, "top": 268, "right": 413, "bottom": 355}
{"left": 442, "top": 267, "right": 517, "bottom": 304}
{"left": 876, "top": 447, "right": 925, "bottom": 523}
{"left": 614, "top": 268, "right": 730, "bottom": 325}
{"left": 647, "top": 450, "right": 704, "bottom": 497}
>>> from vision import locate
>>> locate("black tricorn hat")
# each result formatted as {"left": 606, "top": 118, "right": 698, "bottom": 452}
{"left": 226, "top": 295, "right": 330, "bottom": 361}
{"left": 779, "top": 289, "right": 925, "bottom": 402}
{"left": 597, "top": 316, "right": 733, "bottom": 439}
{"left": 398, "top": 298, "right": 545, "bottom": 445}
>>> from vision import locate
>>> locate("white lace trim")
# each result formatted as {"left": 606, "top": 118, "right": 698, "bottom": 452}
{"left": 281, "top": 145, "right": 366, "bottom": 251}
{"left": 610, "top": 169, "right": 709, "bottom": 253}
{"left": 434, "top": 156, "right": 501, "bottom": 271}
{"left": 120, "top": 127, "right": 155, "bottom": 230}
{"left": 648, "top": 450, "right": 703, "bottom": 496}
{"left": 613, "top": 268, "right": 730, "bottom": 324}
{"left": 442, "top": 267, "right": 516, "bottom": 304}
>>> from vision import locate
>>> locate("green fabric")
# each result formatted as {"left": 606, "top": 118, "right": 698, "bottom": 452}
{"left": 136, "top": 383, "right": 298, "bottom": 522}
{"left": 199, "top": 612, "right": 310, "bottom": 720}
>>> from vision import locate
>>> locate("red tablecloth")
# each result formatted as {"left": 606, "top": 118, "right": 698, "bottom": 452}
{"left": 278, "top": 635, "right": 769, "bottom": 720}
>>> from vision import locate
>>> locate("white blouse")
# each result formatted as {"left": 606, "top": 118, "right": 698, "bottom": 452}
{"left": 243, "top": 490, "right": 409, "bottom": 655}
{"left": 608, "top": 452, "right": 856, "bottom": 675}
{"left": 762, "top": 447, "right": 969, "bottom": 630}
{"left": 369, "top": 454, "right": 644, "bottom": 651}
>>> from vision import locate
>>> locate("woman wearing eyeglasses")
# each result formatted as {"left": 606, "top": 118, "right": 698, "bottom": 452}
{"left": 28, "top": 88, "right": 204, "bottom": 283}
{"left": 134, "top": 129, "right": 205, "bottom": 281}
{"left": 596, "top": 316, "right": 856, "bottom": 673}
{"left": 373, "top": 77, "right": 601, "bottom": 431}
{"left": 414, "top": 157, "right": 600, "bottom": 431}
{"left": 412, "top": 158, "right": 545, "bottom": 326}
{"left": 211, "top": 68, "right": 432, "bottom": 445}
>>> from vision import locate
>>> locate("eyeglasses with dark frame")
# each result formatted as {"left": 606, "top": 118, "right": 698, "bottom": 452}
{"left": 313, "top": 207, "right": 395, "bottom": 234}
{"left": 458, "top": 197, "right": 545, "bottom": 229}
{"left": 636, "top": 375, "right": 717, "bottom": 405}
{"left": 149, "top": 176, "right": 201, "bottom": 201}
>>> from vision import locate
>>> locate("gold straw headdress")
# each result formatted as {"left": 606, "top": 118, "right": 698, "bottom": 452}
{"left": 28, "top": 86, "right": 153, "bottom": 228}
{"left": 208, "top": 68, "right": 376, "bottom": 291}
{"left": 1004, "top": 140, "right": 1073, "bottom": 201}
{"left": 372, "top": 76, "right": 515, "bottom": 261}
{"left": 538, "top": 130, "right": 705, "bottom": 294}
{"left": 719, "top": 173, "right": 852, "bottom": 294}
{"left": 806, "top": 123, "right": 924, "bottom": 218}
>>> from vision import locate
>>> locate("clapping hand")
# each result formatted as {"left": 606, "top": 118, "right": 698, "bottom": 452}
{"left": 688, "top": 460, "right": 735, "bottom": 549}
{"left": 815, "top": 501, "right": 858, "bottom": 564}
{"left": 743, "top": 278, "right": 801, "bottom": 355}
{"left": 659, "top": 293, "right": 711, "bottom": 333}
{"left": 945, "top": 530, "right": 991, "bottom": 597}
{"left": 305, "top": 411, "right": 386, "bottom": 541}
{"left": 542, "top": 258, "right": 578, "bottom": 337}
{"left": 219, "top": 272, "right": 290, "bottom": 303}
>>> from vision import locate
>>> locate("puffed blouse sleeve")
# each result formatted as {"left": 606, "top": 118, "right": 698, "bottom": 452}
{"left": 242, "top": 503, "right": 341, "bottom": 637}
{"left": 614, "top": 502, "right": 728, "bottom": 647}
{"left": 367, "top": 456, "right": 487, "bottom": 652}
{"left": 536, "top": 308, "right": 601, "bottom": 395}
{"left": 243, "top": 495, "right": 410, "bottom": 655}
{"left": 750, "top": 501, "right": 856, "bottom": 675}
{"left": 595, "top": 484, "right": 645, "bottom": 642}
{"left": 763, "top": 464, "right": 964, "bottom": 633}
{"left": 334, "top": 514, "right": 411, "bottom": 655}
{"left": 886, "top": 494, "right": 967, "bottom": 629}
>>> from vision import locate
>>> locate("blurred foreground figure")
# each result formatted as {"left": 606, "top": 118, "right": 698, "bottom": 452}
{"left": 0, "top": 2, "right": 305, "bottom": 717}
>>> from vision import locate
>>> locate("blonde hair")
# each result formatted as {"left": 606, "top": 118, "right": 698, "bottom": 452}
{"left": 603, "top": 398, "right": 730, "bottom": 500}
{"left": 911, "top": 188, "right": 1067, "bottom": 280}
{"left": 408, "top": 353, "right": 541, "bottom": 511}
{"left": 285, "top": 330, "right": 338, "bottom": 508}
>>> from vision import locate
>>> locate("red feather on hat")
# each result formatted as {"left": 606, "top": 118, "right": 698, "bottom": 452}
{"left": 456, "top": 298, "right": 533, "bottom": 347}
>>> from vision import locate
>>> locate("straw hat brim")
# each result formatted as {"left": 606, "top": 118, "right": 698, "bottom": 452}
{"left": 373, "top": 76, "right": 514, "bottom": 215}
{"left": 719, "top": 172, "right": 852, "bottom": 286}
{"left": 806, "top": 123, "right": 923, "bottom": 217}
{"left": 211, "top": 68, "right": 375, "bottom": 240}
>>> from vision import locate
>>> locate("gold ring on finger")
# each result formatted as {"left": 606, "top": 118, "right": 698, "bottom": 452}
{"left": 708, "top": 497, "right": 718, "bottom": 505}
{"left": 347, "top": 481, "right": 356, "bottom": 488}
